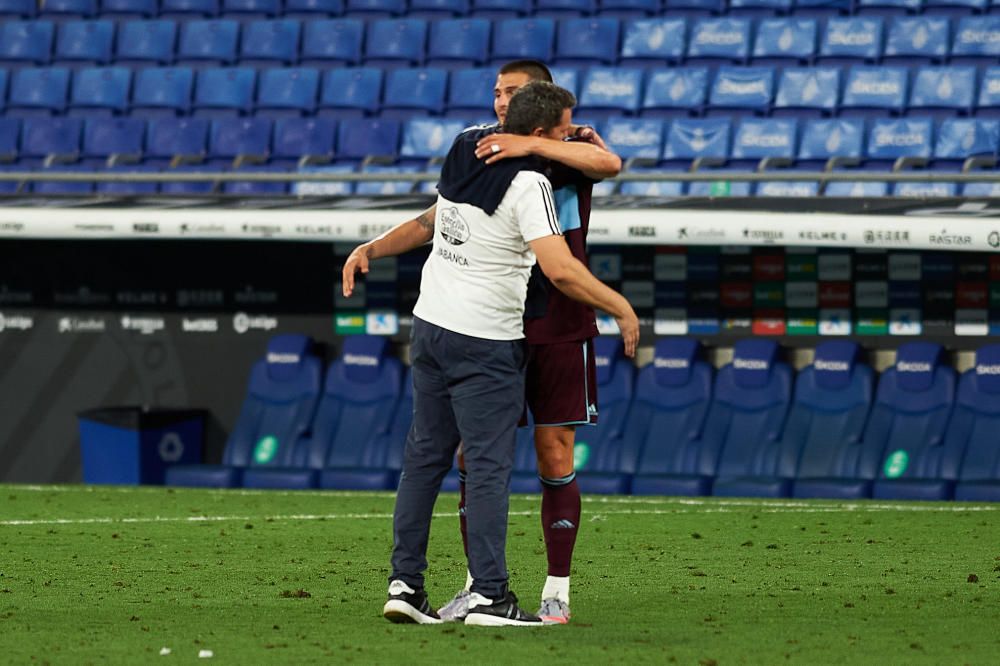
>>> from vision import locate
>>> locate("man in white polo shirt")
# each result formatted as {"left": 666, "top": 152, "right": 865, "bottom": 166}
{"left": 345, "top": 82, "right": 638, "bottom": 627}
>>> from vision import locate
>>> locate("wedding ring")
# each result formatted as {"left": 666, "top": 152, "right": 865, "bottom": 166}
{"left": 491, "top": 144, "right": 500, "bottom": 154}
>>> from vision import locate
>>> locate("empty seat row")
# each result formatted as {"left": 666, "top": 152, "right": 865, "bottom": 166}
{"left": 1, "top": 0, "right": 997, "bottom": 20}
{"left": 3, "top": 16, "right": 1000, "bottom": 69}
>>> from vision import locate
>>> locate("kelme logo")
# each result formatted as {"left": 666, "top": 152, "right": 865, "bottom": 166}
{"left": 883, "top": 450, "right": 909, "bottom": 479}
{"left": 573, "top": 443, "right": 590, "bottom": 471}
{"left": 254, "top": 436, "right": 279, "bottom": 464}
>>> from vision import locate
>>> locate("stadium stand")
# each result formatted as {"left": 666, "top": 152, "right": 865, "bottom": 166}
{"left": 951, "top": 345, "right": 1000, "bottom": 501}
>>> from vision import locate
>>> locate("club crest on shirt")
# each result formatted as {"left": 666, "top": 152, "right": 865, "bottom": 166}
{"left": 439, "top": 207, "right": 471, "bottom": 246}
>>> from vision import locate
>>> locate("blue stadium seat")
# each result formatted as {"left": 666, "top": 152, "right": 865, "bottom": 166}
{"left": 685, "top": 18, "right": 751, "bottom": 65}
{"left": 31, "top": 162, "right": 96, "bottom": 195}
{"left": 907, "top": 66, "right": 976, "bottom": 118}
{"left": 100, "top": 0, "right": 158, "bottom": 17}
{"left": 791, "top": 0, "right": 851, "bottom": 17}
{"left": 490, "top": 18, "right": 555, "bottom": 64}
{"left": 772, "top": 67, "right": 840, "bottom": 118}
{"left": 8, "top": 67, "right": 70, "bottom": 116}
{"left": 864, "top": 117, "right": 932, "bottom": 170}
{"left": 640, "top": 67, "right": 708, "bottom": 118}
{"left": 68, "top": 67, "right": 131, "bottom": 116}
{"left": 602, "top": 117, "right": 665, "bottom": 159}
{"left": 192, "top": 67, "right": 256, "bottom": 117}
{"left": 577, "top": 67, "right": 642, "bottom": 119}
{"left": 284, "top": 0, "right": 344, "bottom": 16}
{"left": 81, "top": 117, "right": 145, "bottom": 165}
{"left": 568, "top": 337, "right": 636, "bottom": 495}
{"left": 840, "top": 66, "right": 908, "bottom": 118}
{"left": 0, "top": 20, "right": 54, "bottom": 65}
{"left": 344, "top": 0, "right": 405, "bottom": 16}
{"left": 355, "top": 163, "right": 420, "bottom": 194}
{"left": 271, "top": 117, "right": 336, "bottom": 168}
{"left": 706, "top": 339, "right": 794, "bottom": 498}
{"left": 782, "top": 342, "right": 876, "bottom": 499}
{"left": 300, "top": 19, "right": 364, "bottom": 66}
{"left": 816, "top": 18, "right": 883, "bottom": 65}
{"left": 20, "top": 116, "right": 83, "bottom": 164}
{"left": 661, "top": 117, "right": 731, "bottom": 171}
{"left": 54, "top": 20, "right": 114, "bottom": 66}
{"left": 40, "top": 0, "right": 98, "bottom": 18}
{"left": 224, "top": 162, "right": 289, "bottom": 199}
{"left": 951, "top": 345, "right": 1000, "bottom": 501}
{"left": 554, "top": 17, "right": 620, "bottom": 66}
{"left": 730, "top": 117, "right": 798, "bottom": 170}
{"left": 255, "top": 67, "right": 320, "bottom": 117}
{"left": 931, "top": 118, "right": 999, "bottom": 172}
{"left": 444, "top": 67, "right": 495, "bottom": 118}
{"left": 335, "top": 117, "right": 401, "bottom": 163}
{"left": 380, "top": 68, "right": 447, "bottom": 119}
{"left": 551, "top": 66, "right": 581, "bottom": 96}
{"left": 619, "top": 18, "right": 686, "bottom": 67}
{"left": 0, "top": 0, "right": 36, "bottom": 17}
{"left": 399, "top": 118, "right": 469, "bottom": 165}
{"left": 751, "top": 18, "right": 816, "bottom": 66}
{"left": 376, "top": 366, "right": 412, "bottom": 486}
{"left": 729, "top": 0, "right": 793, "bottom": 14}
{"left": 96, "top": 163, "right": 160, "bottom": 195}
{"left": 597, "top": 0, "right": 660, "bottom": 18}
{"left": 131, "top": 67, "right": 194, "bottom": 117}
{"left": 364, "top": 18, "right": 427, "bottom": 68}
{"left": 855, "top": 0, "right": 920, "bottom": 14}
{"left": 222, "top": 0, "right": 280, "bottom": 16}
{"left": 626, "top": 339, "right": 715, "bottom": 496}
{"left": 892, "top": 180, "right": 956, "bottom": 197}
{"left": 409, "top": 0, "right": 469, "bottom": 17}
{"left": 664, "top": 0, "right": 724, "bottom": 16}
{"left": 976, "top": 66, "right": 1000, "bottom": 117}
{"left": 535, "top": 0, "right": 596, "bottom": 16}
{"left": 318, "top": 67, "right": 383, "bottom": 118}
{"left": 160, "top": 0, "right": 219, "bottom": 16}
{"left": 177, "top": 20, "right": 239, "bottom": 66}
{"left": 950, "top": 17, "right": 1000, "bottom": 64}
{"left": 166, "top": 334, "right": 323, "bottom": 488}
{"left": 239, "top": 20, "right": 301, "bottom": 66}
{"left": 208, "top": 117, "right": 272, "bottom": 169}
{"left": 882, "top": 17, "right": 949, "bottom": 64}
{"left": 754, "top": 181, "right": 819, "bottom": 196}
{"left": 796, "top": 117, "right": 864, "bottom": 171}
{"left": 0, "top": 117, "right": 19, "bottom": 174}
{"left": 706, "top": 66, "right": 775, "bottom": 117}
{"left": 426, "top": 19, "right": 491, "bottom": 68}
{"left": 115, "top": 20, "right": 177, "bottom": 66}
{"left": 823, "top": 180, "right": 889, "bottom": 196}
{"left": 863, "top": 343, "right": 959, "bottom": 501}
{"left": 145, "top": 117, "right": 209, "bottom": 166}
{"left": 924, "top": 0, "right": 987, "bottom": 13}
{"left": 470, "top": 0, "right": 532, "bottom": 18}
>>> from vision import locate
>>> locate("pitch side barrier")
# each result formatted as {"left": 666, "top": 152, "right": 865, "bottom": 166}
{"left": 0, "top": 195, "right": 999, "bottom": 252}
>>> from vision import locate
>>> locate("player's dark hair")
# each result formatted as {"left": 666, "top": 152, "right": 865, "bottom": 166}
{"left": 498, "top": 60, "right": 554, "bottom": 83}
{"left": 503, "top": 81, "right": 576, "bottom": 136}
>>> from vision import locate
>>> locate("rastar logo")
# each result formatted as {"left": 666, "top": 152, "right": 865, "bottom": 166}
{"left": 266, "top": 352, "right": 300, "bottom": 364}
{"left": 814, "top": 360, "right": 850, "bottom": 372}
{"left": 897, "top": 362, "right": 932, "bottom": 373}
{"left": 344, "top": 354, "right": 378, "bottom": 367}
{"left": 654, "top": 358, "right": 689, "bottom": 369}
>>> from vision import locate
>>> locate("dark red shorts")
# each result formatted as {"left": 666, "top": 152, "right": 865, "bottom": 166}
{"left": 524, "top": 338, "right": 598, "bottom": 427}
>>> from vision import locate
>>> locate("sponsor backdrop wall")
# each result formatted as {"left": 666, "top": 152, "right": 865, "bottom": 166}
{"left": 3, "top": 236, "right": 1000, "bottom": 482}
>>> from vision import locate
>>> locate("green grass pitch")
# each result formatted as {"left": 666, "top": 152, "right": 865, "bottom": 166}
{"left": 1, "top": 484, "right": 998, "bottom": 664}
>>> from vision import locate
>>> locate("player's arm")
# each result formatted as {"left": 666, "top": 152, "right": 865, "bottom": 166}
{"left": 341, "top": 205, "right": 436, "bottom": 297}
{"left": 529, "top": 234, "right": 639, "bottom": 358}
{"left": 475, "top": 132, "right": 621, "bottom": 180}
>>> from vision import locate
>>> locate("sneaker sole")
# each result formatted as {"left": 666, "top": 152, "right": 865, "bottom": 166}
{"left": 464, "top": 613, "right": 545, "bottom": 627}
{"left": 382, "top": 600, "right": 443, "bottom": 625}
{"left": 540, "top": 615, "right": 570, "bottom": 625}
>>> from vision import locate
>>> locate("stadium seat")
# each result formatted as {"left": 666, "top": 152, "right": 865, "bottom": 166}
{"left": 7, "top": 67, "right": 70, "bottom": 116}
{"left": 751, "top": 18, "right": 816, "bottom": 66}
{"left": 31, "top": 161, "right": 97, "bottom": 195}
{"left": 976, "top": 66, "right": 1000, "bottom": 117}
{"left": 602, "top": 117, "right": 665, "bottom": 160}
{"left": 426, "top": 19, "right": 491, "bottom": 68}
{"left": 771, "top": 67, "right": 840, "bottom": 118}
{"left": 705, "top": 66, "right": 775, "bottom": 117}
{"left": 40, "top": 0, "right": 98, "bottom": 18}
{"left": 165, "top": 334, "right": 323, "bottom": 488}
{"left": 907, "top": 66, "right": 976, "bottom": 118}
{"left": 380, "top": 68, "right": 447, "bottom": 119}
{"left": 553, "top": 17, "right": 620, "bottom": 66}
{"left": 470, "top": 0, "right": 532, "bottom": 18}
{"left": 54, "top": 20, "right": 114, "bottom": 66}
{"left": 791, "top": 0, "right": 851, "bottom": 16}
{"left": 626, "top": 338, "right": 715, "bottom": 496}
{"left": 208, "top": 117, "right": 273, "bottom": 169}
{"left": 490, "top": 18, "right": 556, "bottom": 64}
{"left": 0, "top": 20, "right": 55, "bottom": 65}
{"left": 840, "top": 66, "right": 908, "bottom": 118}
{"left": 863, "top": 117, "right": 933, "bottom": 171}
{"left": 823, "top": 181, "right": 889, "bottom": 197}
{"left": 796, "top": 118, "right": 864, "bottom": 172}
{"left": 640, "top": 67, "right": 709, "bottom": 118}
{"left": 882, "top": 17, "right": 950, "bottom": 64}
{"left": 100, "top": 0, "right": 158, "bottom": 17}
{"left": 951, "top": 17, "right": 1000, "bottom": 65}
{"left": 409, "top": 0, "right": 469, "bottom": 17}
{"left": 779, "top": 341, "right": 877, "bottom": 499}
{"left": 68, "top": 67, "right": 131, "bottom": 116}
{"left": 239, "top": 20, "right": 301, "bottom": 66}
{"left": 335, "top": 117, "right": 401, "bottom": 163}
{"left": 160, "top": 0, "right": 220, "bottom": 16}
{"left": 551, "top": 66, "right": 581, "bottom": 97}
{"left": 399, "top": 118, "right": 469, "bottom": 166}
{"left": 0, "top": 0, "right": 35, "bottom": 16}
{"left": 685, "top": 18, "right": 751, "bottom": 65}
{"left": 159, "top": 162, "right": 218, "bottom": 194}
{"left": 730, "top": 0, "right": 793, "bottom": 14}
{"left": 115, "top": 20, "right": 178, "bottom": 66}
{"left": 618, "top": 18, "right": 687, "bottom": 67}
{"left": 192, "top": 67, "right": 256, "bottom": 117}
{"left": 300, "top": 19, "right": 365, "bottom": 67}
{"left": 569, "top": 337, "right": 636, "bottom": 495}
{"left": 892, "top": 180, "right": 956, "bottom": 197}
{"left": 271, "top": 117, "right": 336, "bottom": 168}
{"left": 344, "top": 0, "right": 406, "bottom": 16}
{"left": 597, "top": 0, "right": 660, "bottom": 18}
{"left": 131, "top": 67, "right": 194, "bottom": 117}
{"left": 81, "top": 117, "right": 145, "bottom": 166}
{"left": 816, "top": 17, "right": 883, "bottom": 65}
{"left": 729, "top": 118, "right": 798, "bottom": 171}
{"left": 20, "top": 116, "right": 83, "bottom": 165}
{"left": 706, "top": 339, "right": 793, "bottom": 498}
{"left": 664, "top": 0, "right": 724, "bottom": 16}
{"left": 364, "top": 18, "right": 428, "bottom": 68}
{"left": 864, "top": 343, "right": 959, "bottom": 501}
{"left": 855, "top": 0, "right": 920, "bottom": 14}
{"left": 255, "top": 67, "right": 320, "bottom": 117}
{"left": 925, "top": 0, "right": 987, "bottom": 13}
{"left": 96, "top": 162, "right": 160, "bottom": 195}
{"left": 317, "top": 67, "right": 383, "bottom": 118}
{"left": 930, "top": 118, "right": 999, "bottom": 172}
{"left": 661, "top": 117, "right": 731, "bottom": 171}
{"left": 444, "top": 67, "right": 495, "bottom": 118}
{"left": 221, "top": 0, "right": 280, "bottom": 17}
{"left": 354, "top": 162, "right": 421, "bottom": 194}
{"left": 535, "top": 0, "right": 596, "bottom": 17}
{"left": 951, "top": 345, "right": 1000, "bottom": 501}
{"left": 284, "top": 0, "right": 345, "bottom": 16}
{"left": 177, "top": 20, "right": 240, "bottom": 66}
{"left": 145, "top": 117, "right": 209, "bottom": 167}
{"left": 576, "top": 67, "right": 642, "bottom": 119}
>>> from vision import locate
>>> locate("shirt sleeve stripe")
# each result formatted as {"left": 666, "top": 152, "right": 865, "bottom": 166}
{"left": 538, "top": 180, "right": 561, "bottom": 236}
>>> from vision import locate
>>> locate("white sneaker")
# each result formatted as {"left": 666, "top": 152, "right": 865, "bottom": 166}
{"left": 436, "top": 589, "right": 471, "bottom": 622}
{"left": 537, "top": 597, "right": 571, "bottom": 625}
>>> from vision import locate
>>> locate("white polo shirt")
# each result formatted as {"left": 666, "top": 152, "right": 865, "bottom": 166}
{"left": 413, "top": 170, "right": 562, "bottom": 340}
